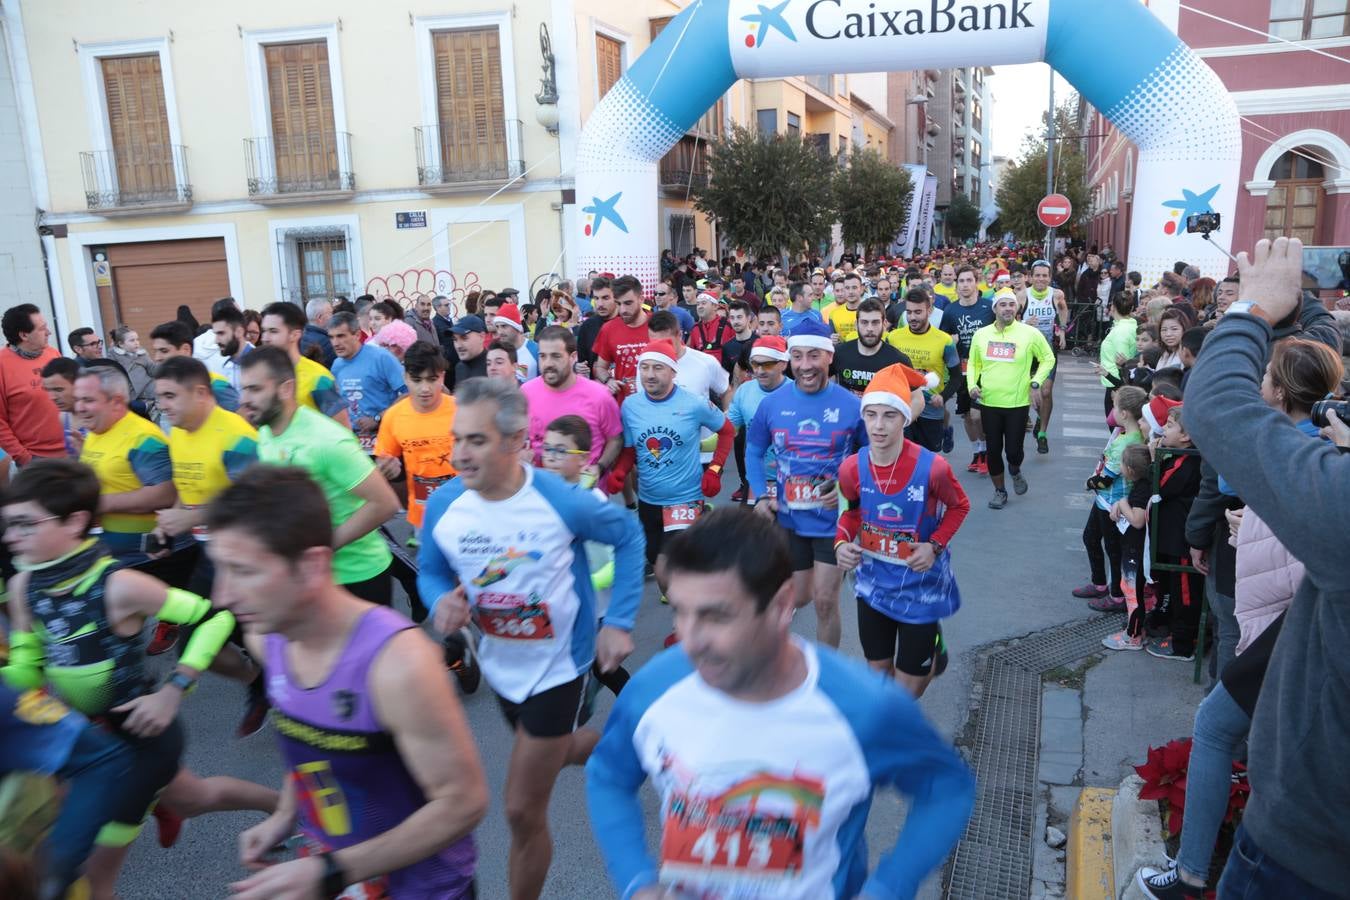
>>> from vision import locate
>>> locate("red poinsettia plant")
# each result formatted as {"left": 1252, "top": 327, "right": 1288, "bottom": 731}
{"left": 1135, "top": 738, "right": 1251, "bottom": 837}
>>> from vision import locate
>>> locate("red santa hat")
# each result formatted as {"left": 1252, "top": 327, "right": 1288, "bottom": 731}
{"left": 637, "top": 340, "right": 679, "bottom": 371}
{"left": 861, "top": 363, "right": 941, "bottom": 425}
{"left": 495, "top": 303, "right": 524, "bottom": 332}
{"left": 748, "top": 336, "right": 789, "bottom": 362}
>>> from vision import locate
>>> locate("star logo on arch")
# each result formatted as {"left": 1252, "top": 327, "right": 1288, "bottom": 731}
{"left": 1161, "top": 184, "right": 1220, "bottom": 236}
{"left": 583, "top": 192, "right": 628, "bottom": 237}
{"left": 741, "top": 0, "right": 797, "bottom": 48}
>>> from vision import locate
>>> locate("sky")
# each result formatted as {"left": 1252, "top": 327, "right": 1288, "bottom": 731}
{"left": 988, "top": 64, "right": 1075, "bottom": 160}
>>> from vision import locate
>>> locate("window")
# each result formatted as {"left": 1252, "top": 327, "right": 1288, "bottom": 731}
{"left": 100, "top": 55, "right": 175, "bottom": 200}
{"left": 596, "top": 33, "right": 623, "bottom": 99}
{"left": 971, "top": 98, "right": 983, "bottom": 135}
{"left": 264, "top": 41, "right": 339, "bottom": 191}
{"left": 1269, "top": 0, "right": 1348, "bottom": 40}
{"left": 756, "top": 108, "right": 778, "bottom": 134}
{"left": 668, "top": 213, "right": 695, "bottom": 258}
{"left": 297, "top": 237, "right": 352, "bottom": 302}
{"left": 786, "top": 112, "right": 801, "bottom": 135}
{"left": 432, "top": 27, "right": 508, "bottom": 180}
{"left": 1264, "top": 147, "right": 1326, "bottom": 243}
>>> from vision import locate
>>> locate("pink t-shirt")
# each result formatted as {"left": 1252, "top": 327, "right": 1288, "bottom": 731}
{"left": 521, "top": 375, "right": 623, "bottom": 466}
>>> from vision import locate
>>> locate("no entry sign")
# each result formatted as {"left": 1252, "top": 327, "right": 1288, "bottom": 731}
{"left": 1038, "top": 194, "right": 1072, "bottom": 229}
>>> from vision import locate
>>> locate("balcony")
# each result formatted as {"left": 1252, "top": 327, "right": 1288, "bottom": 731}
{"left": 659, "top": 136, "right": 709, "bottom": 194}
{"left": 415, "top": 120, "right": 524, "bottom": 192}
{"left": 80, "top": 144, "right": 192, "bottom": 215}
{"left": 244, "top": 132, "right": 354, "bottom": 203}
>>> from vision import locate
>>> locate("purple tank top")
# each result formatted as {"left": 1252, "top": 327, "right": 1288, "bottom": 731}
{"left": 265, "top": 605, "right": 475, "bottom": 898}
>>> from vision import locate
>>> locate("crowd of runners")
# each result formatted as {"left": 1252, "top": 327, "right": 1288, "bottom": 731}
{"left": 1, "top": 234, "right": 1348, "bottom": 900}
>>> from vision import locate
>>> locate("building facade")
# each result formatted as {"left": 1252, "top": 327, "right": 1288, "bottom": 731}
{"left": 0, "top": 16, "right": 53, "bottom": 331}
{"left": 1083, "top": 0, "right": 1349, "bottom": 267}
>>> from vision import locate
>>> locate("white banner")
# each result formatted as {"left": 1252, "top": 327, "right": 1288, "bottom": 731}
{"left": 894, "top": 164, "right": 928, "bottom": 258}
{"left": 915, "top": 175, "right": 938, "bottom": 254}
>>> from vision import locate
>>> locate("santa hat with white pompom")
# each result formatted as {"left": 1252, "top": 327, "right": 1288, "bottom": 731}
{"left": 861, "top": 363, "right": 941, "bottom": 425}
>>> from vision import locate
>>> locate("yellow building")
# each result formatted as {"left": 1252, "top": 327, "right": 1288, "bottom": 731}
{"left": 4, "top": 0, "right": 896, "bottom": 340}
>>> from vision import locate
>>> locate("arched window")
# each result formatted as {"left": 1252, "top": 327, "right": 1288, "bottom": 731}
{"left": 1264, "top": 147, "right": 1326, "bottom": 243}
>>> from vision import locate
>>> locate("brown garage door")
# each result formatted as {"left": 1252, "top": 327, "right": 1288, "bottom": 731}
{"left": 95, "top": 237, "right": 231, "bottom": 343}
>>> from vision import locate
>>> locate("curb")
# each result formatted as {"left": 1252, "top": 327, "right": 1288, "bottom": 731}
{"left": 1113, "top": 774, "right": 1168, "bottom": 899}
{"left": 1066, "top": 787, "right": 1116, "bottom": 899}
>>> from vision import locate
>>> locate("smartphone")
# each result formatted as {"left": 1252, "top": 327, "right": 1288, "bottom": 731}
{"left": 142, "top": 532, "right": 167, "bottom": 554}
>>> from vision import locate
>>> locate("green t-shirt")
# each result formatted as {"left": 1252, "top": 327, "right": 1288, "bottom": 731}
{"left": 257, "top": 407, "right": 391, "bottom": 583}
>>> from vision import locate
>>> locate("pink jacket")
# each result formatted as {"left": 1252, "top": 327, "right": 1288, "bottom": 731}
{"left": 1233, "top": 507, "right": 1304, "bottom": 655}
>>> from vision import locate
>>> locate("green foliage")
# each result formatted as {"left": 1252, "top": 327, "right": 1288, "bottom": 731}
{"left": 693, "top": 125, "right": 836, "bottom": 259}
{"left": 945, "top": 192, "right": 983, "bottom": 241}
{"left": 833, "top": 147, "right": 914, "bottom": 257}
{"left": 995, "top": 101, "right": 1090, "bottom": 241}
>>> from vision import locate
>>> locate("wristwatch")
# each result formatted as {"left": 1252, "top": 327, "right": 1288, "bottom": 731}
{"left": 929, "top": 539, "right": 945, "bottom": 555}
{"left": 708, "top": 464, "right": 723, "bottom": 474}
{"left": 318, "top": 851, "right": 348, "bottom": 899}
{"left": 163, "top": 671, "right": 197, "bottom": 693}
{"left": 1227, "top": 301, "right": 1273, "bottom": 324}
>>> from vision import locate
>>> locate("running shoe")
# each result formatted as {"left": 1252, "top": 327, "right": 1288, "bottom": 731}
{"left": 1072, "top": 583, "right": 1109, "bottom": 599}
{"left": 444, "top": 628, "right": 481, "bottom": 694}
{"left": 1102, "top": 630, "right": 1144, "bottom": 651}
{"left": 730, "top": 484, "right": 749, "bottom": 503}
{"left": 967, "top": 453, "right": 981, "bottom": 473}
{"left": 146, "top": 622, "right": 179, "bottom": 656}
{"left": 405, "top": 534, "right": 419, "bottom": 551}
{"left": 1145, "top": 637, "right": 1194, "bottom": 662}
{"left": 942, "top": 426, "right": 955, "bottom": 453}
{"left": 237, "top": 689, "right": 271, "bottom": 739}
{"left": 975, "top": 453, "right": 989, "bottom": 475}
{"left": 1033, "top": 416, "right": 1042, "bottom": 436}
{"left": 1089, "top": 594, "right": 1127, "bottom": 612}
{"left": 644, "top": 562, "right": 656, "bottom": 581}
{"left": 988, "top": 490, "right": 1008, "bottom": 510}
{"left": 1037, "top": 434, "right": 1050, "bottom": 455}
{"left": 1011, "top": 471, "right": 1028, "bottom": 495}
{"left": 152, "top": 802, "right": 184, "bottom": 849}
{"left": 1136, "top": 865, "right": 1203, "bottom": 899}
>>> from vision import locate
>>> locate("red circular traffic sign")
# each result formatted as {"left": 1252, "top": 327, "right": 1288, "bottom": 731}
{"left": 1037, "top": 194, "right": 1072, "bottom": 228}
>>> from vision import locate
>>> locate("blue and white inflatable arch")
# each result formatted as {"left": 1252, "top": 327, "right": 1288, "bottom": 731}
{"left": 575, "top": 0, "right": 1240, "bottom": 285}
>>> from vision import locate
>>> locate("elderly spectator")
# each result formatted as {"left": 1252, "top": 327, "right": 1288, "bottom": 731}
{"left": 431, "top": 295, "right": 456, "bottom": 360}
{"left": 0, "top": 303, "right": 63, "bottom": 465}
{"left": 301, "top": 298, "right": 336, "bottom": 367}
{"left": 405, "top": 294, "right": 438, "bottom": 346}
{"left": 372, "top": 319, "right": 418, "bottom": 363}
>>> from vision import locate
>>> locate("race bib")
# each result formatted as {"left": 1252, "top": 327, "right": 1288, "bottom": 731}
{"left": 358, "top": 432, "right": 376, "bottom": 454}
{"left": 986, "top": 341, "right": 1017, "bottom": 361}
{"left": 783, "top": 476, "right": 833, "bottom": 510}
{"left": 859, "top": 522, "right": 918, "bottom": 565}
{"left": 662, "top": 501, "right": 703, "bottom": 532}
{"left": 661, "top": 802, "right": 809, "bottom": 884}
{"left": 475, "top": 592, "right": 555, "bottom": 641}
{"left": 959, "top": 359, "right": 969, "bottom": 373}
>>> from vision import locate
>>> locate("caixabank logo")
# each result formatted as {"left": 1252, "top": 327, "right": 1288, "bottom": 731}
{"left": 741, "top": 0, "right": 797, "bottom": 47}
{"left": 582, "top": 192, "right": 628, "bottom": 237}
{"left": 1161, "top": 184, "right": 1220, "bottom": 237}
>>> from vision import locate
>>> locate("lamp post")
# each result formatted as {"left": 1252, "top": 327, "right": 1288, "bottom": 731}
{"left": 534, "top": 23, "right": 559, "bottom": 135}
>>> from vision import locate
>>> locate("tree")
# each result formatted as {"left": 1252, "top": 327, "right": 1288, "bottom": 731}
{"left": 945, "top": 192, "right": 982, "bottom": 242}
{"left": 833, "top": 148, "right": 913, "bottom": 258}
{"left": 693, "top": 125, "right": 836, "bottom": 261}
{"left": 994, "top": 101, "right": 1090, "bottom": 241}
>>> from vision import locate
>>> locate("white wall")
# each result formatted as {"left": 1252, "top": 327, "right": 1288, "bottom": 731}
{"left": 0, "top": 28, "right": 52, "bottom": 331}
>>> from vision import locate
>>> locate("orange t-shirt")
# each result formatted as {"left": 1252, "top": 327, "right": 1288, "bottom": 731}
{"left": 373, "top": 394, "right": 456, "bottom": 528}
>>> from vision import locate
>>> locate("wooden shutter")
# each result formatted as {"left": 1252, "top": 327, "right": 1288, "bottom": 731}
{"left": 432, "top": 28, "right": 506, "bottom": 179}
{"left": 101, "top": 55, "right": 173, "bottom": 198}
{"left": 264, "top": 41, "right": 337, "bottom": 189}
{"left": 596, "top": 33, "right": 623, "bottom": 99}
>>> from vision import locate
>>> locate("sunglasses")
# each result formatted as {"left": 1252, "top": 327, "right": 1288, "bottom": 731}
{"left": 540, "top": 444, "right": 587, "bottom": 458}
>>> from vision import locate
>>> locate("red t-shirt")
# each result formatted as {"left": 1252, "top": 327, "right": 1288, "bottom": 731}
{"left": 593, "top": 318, "right": 650, "bottom": 401}
{"left": 0, "top": 346, "right": 63, "bottom": 464}
{"left": 835, "top": 442, "right": 970, "bottom": 548}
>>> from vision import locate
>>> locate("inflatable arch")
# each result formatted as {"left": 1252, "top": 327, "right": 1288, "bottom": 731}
{"left": 574, "top": 0, "right": 1240, "bottom": 286}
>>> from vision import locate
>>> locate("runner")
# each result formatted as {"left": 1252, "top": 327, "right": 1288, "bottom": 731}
{"left": 1, "top": 459, "right": 239, "bottom": 900}
{"left": 727, "top": 336, "right": 790, "bottom": 501}
{"left": 418, "top": 376, "right": 644, "bottom": 900}
{"left": 327, "top": 310, "right": 407, "bottom": 455}
{"left": 832, "top": 298, "right": 910, "bottom": 396}
{"left": 38, "top": 358, "right": 86, "bottom": 456}
{"left": 1021, "top": 260, "right": 1070, "bottom": 454}
{"left": 257, "top": 302, "right": 348, "bottom": 427}
{"left": 781, "top": 281, "right": 824, "bottom": 337}
{"left": 493, "top": 304, "right": 539, "bottom": 381}
{"left": 147, "top": 321, "right": 240, "bottom": 423}
{"left": 585, "top": 505, "right": 974, "bottom": 899}
{"left": 746, "top": 318, "right": 865, "bottom": 648}
{"left": 647, "top": 312, "right": 731, "bottom": 468}
{"left": 593, "top": 275, "right": 651, "bottom": 402}
{"left": 575, "top": 276, "right": 614, "bottom": 377}
{"left": 826, "top": 272, "right": 865, "bottom": 343}
{"left": 521, "top": 326, "right": 623, "bottom": 470}
{"left": 204, "top": 467, "right": 486, "bottom": 900}
{"left": 933, "top": 262, "right": 959, "bottom": 304}
{"left": 238, "top": 346, "right": 400, "bottom": 605}
{"left": 372, "top": 341, "right": 458, "bottom": 532}
{"left": 834, "top": 364, "right": 970, "bottom": 697}
{"left": 208, "top": 306, "right": 255, "bottom": 396}
{"left": 968, "top": 289, "right": 1056, "bottom": 509}
{"left": 688, "top": 292, "right": 735, "bottom": 361}
{"left": 939, "top": 266, "right": 996, "bottom": 473}
{"left": 887, "top": 288, "right": 962, "bottom": 452}
{"left": 603, "top": 340, "right": 733, "bottom": 596}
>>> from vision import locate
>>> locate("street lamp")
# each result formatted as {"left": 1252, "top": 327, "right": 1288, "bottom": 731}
{"left": 534, "top": 23, "right": 560, "bottom": 135}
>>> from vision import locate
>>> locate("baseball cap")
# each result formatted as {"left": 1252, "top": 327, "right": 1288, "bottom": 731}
{"left": 450, "top": 314, "right": 486, "bottom": 335}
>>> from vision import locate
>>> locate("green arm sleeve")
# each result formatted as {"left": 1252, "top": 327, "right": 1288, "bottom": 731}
{"left": 155, "top": 588, "right": 237, "bottom": 672}
{"left": 1, "top": 631, "right": 45, "bottom": 690}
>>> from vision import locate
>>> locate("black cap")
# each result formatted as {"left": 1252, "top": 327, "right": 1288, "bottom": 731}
{"left": 450, "top": 315, "right": 486, "bottom": 335}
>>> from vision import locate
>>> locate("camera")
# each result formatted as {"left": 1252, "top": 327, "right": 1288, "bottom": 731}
{"left": 1310, "top": 399, "right": 1349, "bottom": 429}
{"left": 1187, "top": 212, "right": 1221, "bottom": 235}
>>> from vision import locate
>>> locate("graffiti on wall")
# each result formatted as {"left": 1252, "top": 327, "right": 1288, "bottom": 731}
{"left": 364, "top": 269, "right": 481, "bottom": 317}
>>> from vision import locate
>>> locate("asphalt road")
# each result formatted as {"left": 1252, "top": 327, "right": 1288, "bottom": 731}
{"left": 119, "top": 356, "right": 1121, "bottom": 899}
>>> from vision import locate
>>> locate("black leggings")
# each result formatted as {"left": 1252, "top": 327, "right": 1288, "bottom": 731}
{"left": 733, "top": 427, "right": 748, "bottom": 487}
{"left": 1083, "top": 505, "right": 1124, "bottom": 596}
{"left": 981, "top": 405, "right": 1029, "bottom": 478}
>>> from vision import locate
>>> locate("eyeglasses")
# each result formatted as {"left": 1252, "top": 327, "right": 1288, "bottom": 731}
{"left": 81, "top": 340, "right": 104, "bottom": 350}
{"left": 2, "top": 515, "right": 60, "bottom": 535}
{"left": 540, "top": 444, "right": 587, "bottom": 458}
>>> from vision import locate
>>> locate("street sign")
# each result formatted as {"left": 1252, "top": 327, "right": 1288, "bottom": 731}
{"left": 395, "top": 211, "right": 427, "bottom": 229}
{"left": 1037, "top": 194, "right": 1072, "bottom": 229}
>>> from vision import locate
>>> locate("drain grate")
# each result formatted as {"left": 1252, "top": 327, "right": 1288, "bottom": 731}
{"left": 946, "top": 614, "right": 1118, "bottom": 900}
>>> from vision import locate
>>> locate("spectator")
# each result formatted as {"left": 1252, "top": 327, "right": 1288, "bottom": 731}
{"left": 107, "top": 325, "right": 156, "bottom": 412}
{"left": 573, "top": 277, "right": 593, "bottom": 315}
{"left": 210, "top": 305, "right": 255, "bottom": 395}
{"left": 1212, "top": 275, "right": 1240, "bottom": 322}
{"left": 1178, "top": 327, "right": 1208, "bottom": 391}
{"left": 1156, "top": 308, "right": 1188, "bottom": 370}
{"left": 550, "top": 290, "right": 580, "bottom": 329}
{"left": 1160, "top": 271, "right": 1198, "bottom": 327}
{"left": 405, "top": 294, "right": 438, "bottom": 347}
{"left": 450, "top": 314, "right": 490, "bottom": 384}
{"left": 485, "top": 340, "right": 518, "bottom": 383}
{"left": 0, "top": 304, "right": 64, "bottom": 465}
{"left": 301, "top": 298, "right": 337, "bottom": 368}
{"left": 431, "top": 295, "right": 456, "bottom": 360}
{"left": 67, "top": 327, "right": 104, "bottom": 368}
{"left": 1189, "top": 277, "right": 1216, "bottom": 322}
{"left": 242, "top": 309, "right": 262, "bottom": 347}
{"left": 373, "top": 320, "right": 418, "bottom": 364}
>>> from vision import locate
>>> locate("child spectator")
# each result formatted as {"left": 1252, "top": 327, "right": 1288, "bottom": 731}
{"left": 1102, "top": 443, "right": 1153, "bottom": 650}
{"left": 1149, "top": 406, "right": 1205, "bottom": 661}
{"left": 1074, "top": 385, "right": 1148, "bottom": 609}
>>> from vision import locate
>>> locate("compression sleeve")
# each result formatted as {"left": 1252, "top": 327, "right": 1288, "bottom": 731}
{"left": 1, "top": 631, "right": 45, "bottom": 690}
{"left": 154, "top": 588, "right": 236, "bottom": 671}
{"left": 708, "top": 418, "right": 734, "bottom": 469}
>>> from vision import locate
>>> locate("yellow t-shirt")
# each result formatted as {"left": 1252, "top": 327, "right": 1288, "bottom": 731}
{"left": 933, "top": 283, "right": 958, "bottom": 303}
{"left": 374, "top": 394, "right": 457, "bottom": 528}
{"left": 295, "top": 356, "right": 345, "bottom": 418}
{"left": 887, "top": 326, "right": 956, "bottom": 392}
{"left": 827, "top": 303, "right": 860, "bottom": 343}
{"left": 168, "top": 405, "right": 259, "bottom": 507}
{"left": 80, "top": 411, "right": 173, "bottom": 535}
